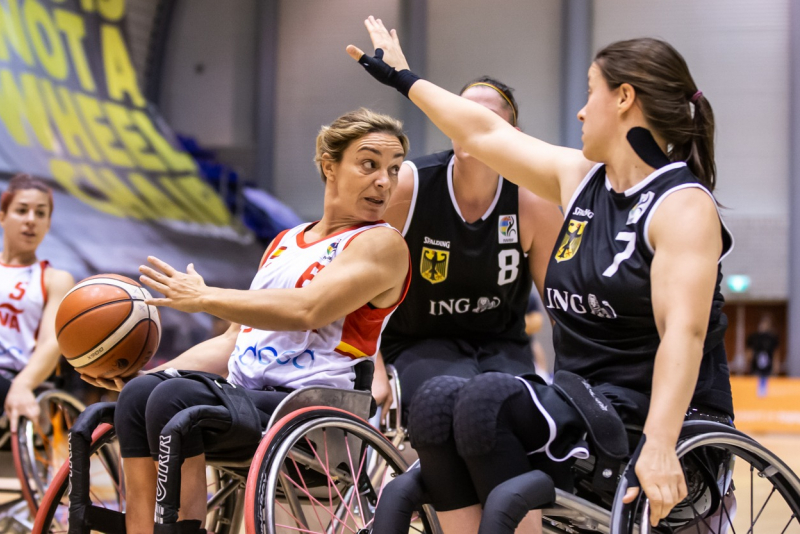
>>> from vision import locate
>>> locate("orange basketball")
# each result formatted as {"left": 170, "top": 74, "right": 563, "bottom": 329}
{"left": 56, "top": 274, "right": 161, "bottom": 379}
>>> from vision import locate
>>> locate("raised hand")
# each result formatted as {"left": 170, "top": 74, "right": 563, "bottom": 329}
{"left": 139, "top": 256, "right": 209, "bottom": 314}
{"left": 346, "top": 16, "right": 410, "bottom": 71}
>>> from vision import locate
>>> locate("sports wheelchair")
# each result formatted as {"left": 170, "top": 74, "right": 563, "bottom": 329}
{"left": 374, "top": 371, "right": 800, "bottom": 534}
{"left": 0, "top": 389, "right": 85, "bottom": 533}
{"left": 31, "top": 370, "right": 441, "bottom": 534}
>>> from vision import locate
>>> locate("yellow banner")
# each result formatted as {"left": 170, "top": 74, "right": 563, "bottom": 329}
{"left": 0, "top": 0, "right": 235, "bottom": 236}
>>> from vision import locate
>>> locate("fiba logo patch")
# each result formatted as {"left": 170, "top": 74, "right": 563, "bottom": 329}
{"left": 627, "top": 191, "right": 654, "bottom": 225}
{"left": 498, "top": 215, "right": 518, "bottom": 244}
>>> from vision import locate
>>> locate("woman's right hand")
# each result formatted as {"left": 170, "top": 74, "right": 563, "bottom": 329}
{"left": 346, "top": 16, "right": 410, "bottom": 72}
{"left": 81, "top": 371, "right": 144, "bottom": 392}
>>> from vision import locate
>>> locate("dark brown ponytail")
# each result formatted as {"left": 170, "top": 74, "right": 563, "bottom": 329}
{"left": 595, "top": 38, "right": 717, "bottom": 190}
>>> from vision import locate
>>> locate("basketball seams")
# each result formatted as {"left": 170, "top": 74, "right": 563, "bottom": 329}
{"left": 58, "top": 274, "right": 161, "bottom": 378}
{"left": 68, "top": 299, "right": 153, "bottom": 368}
{"left": 56, "top": 298, "right": 133, "bottom": 338}
{"left": 65, "top": 278, "right": 144, "bottom": 299}
{"left": 73, "top": 318, "right": 155, "bottom": 374}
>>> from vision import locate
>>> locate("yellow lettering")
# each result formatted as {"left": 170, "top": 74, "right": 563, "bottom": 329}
{"left": 75, "top": 93, "right": 133, "bottom": 167}
{"left": 87, "top": 166, "right": 154, "bottom": 219}
{"left": 24, "top": 0, "right": 68, "bottom": 80}
{"left": 131, "top": 111, "right": 195, "bottom": 172}
{"left": 0, "top": 0, "right": 33, "bottom": 65}
{"left": 104, "top": 102, "right": 166, "bottom": 171}
{"left": 100, "top": 24, "right": 144, "bottom": 107}
{"left": 129, "top": 173, "right": 190, "bottom": 221}
{"left": 163, "top": 175, "right": 231, "bottom": 226}
{"left": 40, "top": 79, "right": 103, "bottom": 161}
{"left": 98, "top": 0, "right": 125, "bottom": 22}
{"left": 50, "top": 159, "right": 126, "bottom": 217}
{"left": 0, "top": 70, "right": 55, "bottom": 149}
{"left": 54, "top": 9, "right": 95, "bottom": 92}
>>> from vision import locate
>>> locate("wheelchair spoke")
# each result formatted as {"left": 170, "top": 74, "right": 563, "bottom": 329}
{"left": 745, "top": 486, "right": 776, "bottom": 534}
{"left": 275, "top": 466, "right": 358, "bottom": 534}
{"left": 289, "top": 454, "right": 326, "bottom": 529}
{"left": 302, "top": 433, "right": 360, "bottom": 529}
{"left": 343, "top": 431, "right": 371, "bottom": 527}
{"left": 779, "top": 514, "right": 797, "bottom": 534}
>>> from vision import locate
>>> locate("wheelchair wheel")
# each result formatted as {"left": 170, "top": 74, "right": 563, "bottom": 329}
{"left": 32, "top": 423, "right": 121, "bottom": 534}
{"left": 245, "top": 407, "right": 439, "bottom": 534}
{"left": 33, "top": 423, "right": 244, "bottom": 534}
{"left": 611, "top": 424, "right": 800, "bottom": 533}
{"left": 12, "top": 390, "right": 85, "bottom": 516}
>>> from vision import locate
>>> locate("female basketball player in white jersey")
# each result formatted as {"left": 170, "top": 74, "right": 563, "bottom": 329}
{"left": 349, "top": 18, "right": 734, "bottom": 532}
{"left": 0, "top": 174, "right": 75, "bottom": 433}
{"left": 88, "top": 109, "right": 412, "bottom": 534}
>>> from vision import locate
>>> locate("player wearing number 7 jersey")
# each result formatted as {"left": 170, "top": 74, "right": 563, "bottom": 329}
{"left": 372, "top": 77, "right": 562, "bottom": 418}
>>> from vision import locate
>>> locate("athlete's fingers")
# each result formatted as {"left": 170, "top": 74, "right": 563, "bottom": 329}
{"left": 144, "top": 297, "right": 172, "bottom": 308}
{"left": 139, "top": 274, "right": 169, "bottom": 296}
{"left": 346, "top": 44, "right": 364, "bottom": 61}
{"left": 147, "top": 256, "right": 177, "bottom": 276}
{"left": 187, "top": 263, "right": 198, "bottom": 276}
{"left": 139, "top": 265, "right": 170, "bottom": 285}
{"left": 8, "top": 406, "right": 18, "bottom": 433}
{"left": 645, "top": 485, "right": 664, "bottom": 527}
{"left": 622, "top": 486, "right": 639, "bottom": 504}
{"left": 391, "top": 28, "right": 401, "bottom": 47}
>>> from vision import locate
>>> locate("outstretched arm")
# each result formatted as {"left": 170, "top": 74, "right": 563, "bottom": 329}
{"left": 347, "top": 16, "right": 593, "bottom": 207}
{"left": 139, "top": 226, "right": 409, "bottom": 331}
{"left": 5, "top": 269, "right": 74, "bottom": 432}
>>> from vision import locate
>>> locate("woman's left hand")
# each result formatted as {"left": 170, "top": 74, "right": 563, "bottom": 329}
{"left": 346, "top": 16, "right": 410, "bottom": 71}
{"left": 622, "top": 438, "right": 687, "bottom": 527}
{"left": 139, "top": 256, "right": 209, "bottom": 313}
{"left": 4, "top": 383, "right": 40, "bottom": 433}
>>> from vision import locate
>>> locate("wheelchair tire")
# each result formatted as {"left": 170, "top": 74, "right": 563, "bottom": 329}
{"left": 245, "top": 406, "right": 440, "bottom": 534}
{"left": 610, "top": 422, "right": 800, "bottom": 533}
{"left": 32, "top": 423, "right": 120, "bottom": 534}
{"left": 12, "top": 390, "right": 85, "bottom": 516}
{"left": 33, "top": 424, "right": 244, "bottom": 534}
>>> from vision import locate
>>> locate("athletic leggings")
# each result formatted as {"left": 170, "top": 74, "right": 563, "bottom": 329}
{"left": 408, "top": 373, "right": 585, "bottom": 511}
{"left": 115, "top": 373, "right": 289, "bottom": 460}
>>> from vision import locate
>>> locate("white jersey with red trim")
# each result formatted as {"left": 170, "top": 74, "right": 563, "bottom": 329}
{"left": 227, "top": 221, "right": 409, "bottom": 390}
{"left": 0, "top": 261, "right": 48, "bottom": 373}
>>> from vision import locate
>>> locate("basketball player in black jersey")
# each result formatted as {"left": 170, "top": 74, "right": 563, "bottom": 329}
{"left": 371, "top": 77, "right": 562, "bottom": 418}
{"left": 349, "top": 18, "right": 734, "bottom": 532}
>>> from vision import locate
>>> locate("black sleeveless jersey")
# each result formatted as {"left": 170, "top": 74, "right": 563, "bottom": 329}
{"left": 545, "top": 162, "right": 734, "bottom": 416}
{"left": 382, "top": 151, "right": 532, "bottom": 349}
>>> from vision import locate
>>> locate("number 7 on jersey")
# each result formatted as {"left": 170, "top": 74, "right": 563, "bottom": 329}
{"left": 603, "top": 232, "right": 636, "bottom": 277}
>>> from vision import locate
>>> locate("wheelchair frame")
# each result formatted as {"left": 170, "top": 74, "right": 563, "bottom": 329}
{"left": 31, "top": 385, "right": 442, "bottom": 534}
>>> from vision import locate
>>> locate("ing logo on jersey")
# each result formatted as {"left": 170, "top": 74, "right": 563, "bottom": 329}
{"left": 420, "top": 247, "right": 449, "bottom": 284}
{"left": 555, "top": 219, "right": 588, "bottom": 262}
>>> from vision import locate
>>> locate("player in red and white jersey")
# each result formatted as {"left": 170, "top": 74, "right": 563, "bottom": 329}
{"left": 0, "top": 174, "right": 75, "bottom": 432}
{"left": 87, "top": 109, "right": 411, "bottom": 534}
{"left": 227, "top": 218, "right": 406, "bottom": 390}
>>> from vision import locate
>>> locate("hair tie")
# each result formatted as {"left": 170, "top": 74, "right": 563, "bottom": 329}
{"left": 465, "top": 82, "right": 518, "bottom": 126}
{"left": 691, "top": 90, "right": 703, "bottom": 103}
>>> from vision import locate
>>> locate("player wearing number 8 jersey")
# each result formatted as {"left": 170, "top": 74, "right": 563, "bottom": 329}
{"left": 374, "top": 77, "right": 562, "bottom": 417}
{"left": 349, "top": 18, "right": 736, "bottom": 531}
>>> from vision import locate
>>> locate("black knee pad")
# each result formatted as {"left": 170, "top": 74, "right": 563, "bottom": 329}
{"left": 407, "top": 376, "right": 467, "bottom": 448}
{"left": 454, "top": 373, "right": 526, "bottom": 457}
